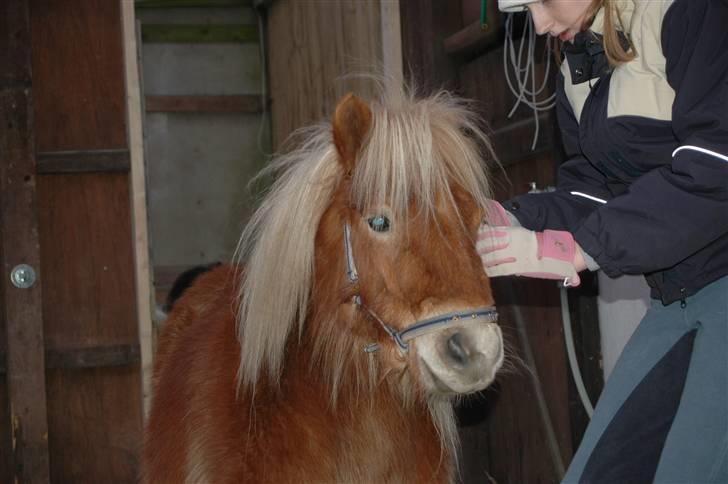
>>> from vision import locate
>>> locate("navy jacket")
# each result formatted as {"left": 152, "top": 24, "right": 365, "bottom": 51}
{"left": 502, "top": 0, "right": 728, "bottom": 305}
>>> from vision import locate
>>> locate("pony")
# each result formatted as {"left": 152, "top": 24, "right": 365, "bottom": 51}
{"left": 142, "top": 85, "right": 504, "bottom": 483}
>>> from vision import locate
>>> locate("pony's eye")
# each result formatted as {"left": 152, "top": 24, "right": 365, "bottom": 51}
{"left": 367, "top": 215, "right": 391, "bottom": 233}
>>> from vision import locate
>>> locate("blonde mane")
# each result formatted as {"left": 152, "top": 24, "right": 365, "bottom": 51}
{"left": 235, "top": 85, "right": 495, "bottom": 390}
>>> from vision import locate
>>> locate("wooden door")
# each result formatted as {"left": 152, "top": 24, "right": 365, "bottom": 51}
{"left": 0, "top": 1, "right": 146, "bottom": 482}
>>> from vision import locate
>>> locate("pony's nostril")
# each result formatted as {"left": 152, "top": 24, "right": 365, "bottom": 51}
{"left": 446, "top": 332, "right": 470, "bottom": 366}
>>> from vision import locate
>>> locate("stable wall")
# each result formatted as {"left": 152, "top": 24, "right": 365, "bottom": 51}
{"left": 1, "top": 1, "right": 147, "bottom": 480}
{"left": 267, "top": 0, "right": 401, "bottom": 149}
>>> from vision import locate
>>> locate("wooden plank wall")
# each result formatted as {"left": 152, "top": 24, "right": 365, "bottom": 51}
{"left": 267, "top": 0, "right": 385, "bottom": 149}
{"left": 0, "top": 0, "right": 144, "bottom": 481}
{"left": 0, "top": 2, "right": 51, "bottom": 481}
{"left": 32, "top": 0, "right": 143, "bottom": 475}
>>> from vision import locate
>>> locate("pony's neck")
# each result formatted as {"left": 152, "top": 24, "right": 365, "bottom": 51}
{"left": 273, "top": 336, "right": 454, "bottom": 482}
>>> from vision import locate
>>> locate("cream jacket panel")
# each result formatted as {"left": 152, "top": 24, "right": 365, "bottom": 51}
{"left": 562, "top": 0, "right": 676, "bottom": 124}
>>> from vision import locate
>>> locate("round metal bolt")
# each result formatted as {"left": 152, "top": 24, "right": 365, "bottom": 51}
{"left": 10, "top": 264, "right": 36, "bottom": 289}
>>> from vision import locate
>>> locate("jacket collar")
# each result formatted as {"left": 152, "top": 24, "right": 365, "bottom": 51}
{"left": 562, "top": 31, "right": 611, "bottom": 85}
{"left": 562, "top": 1, "right": 634, "bottom": 85}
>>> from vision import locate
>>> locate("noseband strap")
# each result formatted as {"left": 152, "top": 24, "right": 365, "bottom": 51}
{"left": 343, "top": 223, "right": 498, "bottom": 354}
{"left": 397, "top": 307, "right": 498, "bottom": 348}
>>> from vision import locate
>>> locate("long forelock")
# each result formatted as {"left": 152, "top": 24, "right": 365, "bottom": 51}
{"left": 352, "top": 89, "right": 494, "bottom": 225}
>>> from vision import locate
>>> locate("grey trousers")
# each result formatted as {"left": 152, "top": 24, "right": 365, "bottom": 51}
{"left": 563, "top": 276, "right": 728, "bottom": 484}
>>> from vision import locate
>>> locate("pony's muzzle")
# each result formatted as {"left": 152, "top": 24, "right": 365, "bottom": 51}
{"left": 417, "top": 323, "right": 503, "bottom": 395}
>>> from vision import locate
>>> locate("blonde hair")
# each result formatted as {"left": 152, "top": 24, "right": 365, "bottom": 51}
{"left": 587, "top": 0, "right": 636, "bottom": 65}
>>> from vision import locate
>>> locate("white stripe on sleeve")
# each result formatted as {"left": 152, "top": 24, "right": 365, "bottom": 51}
{"left": 672, "top": 145, "right": 728, "bottom": 163}
{"left": 569, "top": 191, "right": 607, "bottom": 204}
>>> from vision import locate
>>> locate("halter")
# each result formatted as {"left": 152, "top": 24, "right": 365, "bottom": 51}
{"left": 343, "top": 223, "right": 498, "bottom": 354}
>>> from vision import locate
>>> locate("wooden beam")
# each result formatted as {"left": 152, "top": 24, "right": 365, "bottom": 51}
{"left": 122, "top": 0, "right": 155, "bottom": 417}
{"left": 141, "top": 24, "right": 257, "bottom": 43}
{"left": 443, "top": 20, "right": 502, "bottom": 58}
{"left": 145, "top": 94, "right": 263, "bottom": 113}
{"left": 36, "top": 149, "right": 130, "bottom": 174}
{"left": 46, "top": 345, "right": 141, "bottom": 369}
{"left": 0, "top": 345, "right": 142, "bottom": 373}
{"left": 443, "top": 0, "right": 502, "bottom": 58}
{"left": 135, "top": 0, "right": 251, "bottom": 8}
{"left": 0, "top": 1, "right": 51, "bottom": 482}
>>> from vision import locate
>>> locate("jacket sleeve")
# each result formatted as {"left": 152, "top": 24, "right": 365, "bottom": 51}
{"left": 574, "top": 0, "right": 728, "bottom": 277}
{"left": 503, "top": 71, "right": 613, "bottom": 233}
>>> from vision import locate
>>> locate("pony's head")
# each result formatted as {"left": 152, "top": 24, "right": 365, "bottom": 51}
{"left": 236, "top": 86, "right": 503, "bottom": 404}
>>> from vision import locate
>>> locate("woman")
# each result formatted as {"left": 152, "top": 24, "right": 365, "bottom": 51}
{"left": 479, "top": 0, "right": 728, "bottom": 482}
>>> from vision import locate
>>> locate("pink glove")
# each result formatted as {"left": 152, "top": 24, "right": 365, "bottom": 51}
{"left": 484, "top": 199, "right": 523, "bottom": 227}
{"left": 476, "top": 225, "right": 584, "bottom": 287}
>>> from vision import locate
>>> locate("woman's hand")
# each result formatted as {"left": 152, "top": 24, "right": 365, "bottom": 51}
{"left": 476, "top": 225, "right": 586, "bottom": 287}
{"left": 484, "top": 199, "right": 521, "bottom": 227}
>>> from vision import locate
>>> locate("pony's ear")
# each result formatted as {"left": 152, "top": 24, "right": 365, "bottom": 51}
{"left": 332, "top": 93, "right": 372, "bottom": 175}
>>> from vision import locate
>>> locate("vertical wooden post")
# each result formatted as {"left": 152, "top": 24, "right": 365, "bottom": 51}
{"left": 0, "top": 1, "right": 51, "bottom": 483}
{"left": 121, "top": 0, "right": 155, "bottom": 418}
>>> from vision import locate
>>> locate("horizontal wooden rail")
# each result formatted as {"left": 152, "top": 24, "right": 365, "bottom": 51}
{"left": 443, "top": 20, "right": 502, "bottom": 57}
{"left": 36, "top": 149, "right": 131, "bottom": 174}
{"left": 0, "top": 344, "right": 141, "bottom": 373}
{"left": 145, "top": 94, "right": 263, "bottom": 113}
{"left": 141, "top": 24, "right": 258, "bottom": 43}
